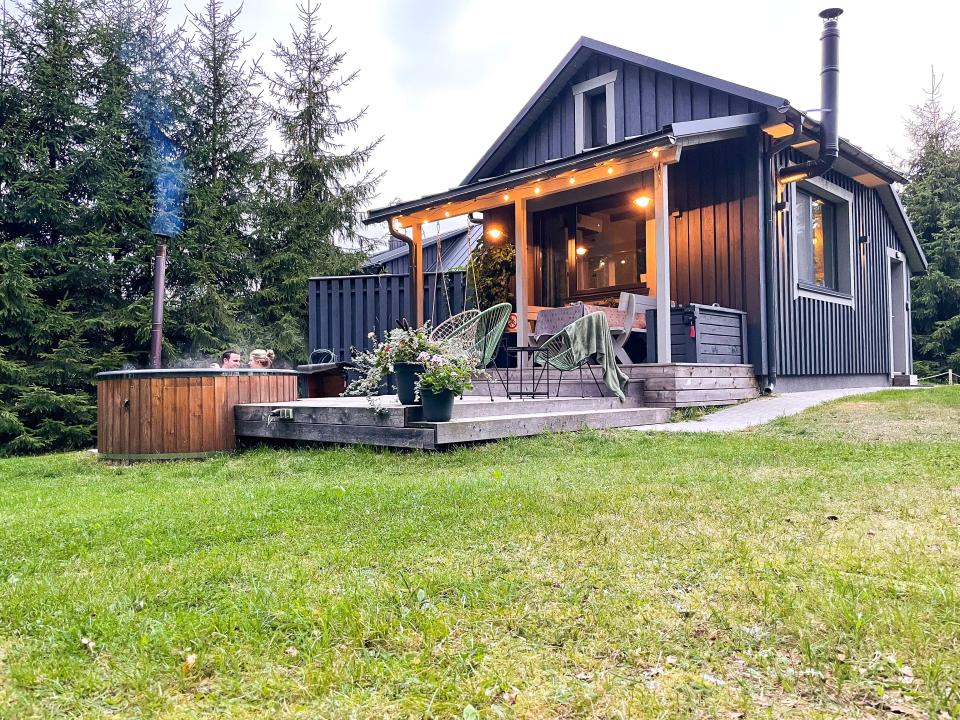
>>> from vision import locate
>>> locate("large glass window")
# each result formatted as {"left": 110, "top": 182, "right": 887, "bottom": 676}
{"left": 796, "top": 189, "right": 838, "bottom": 290}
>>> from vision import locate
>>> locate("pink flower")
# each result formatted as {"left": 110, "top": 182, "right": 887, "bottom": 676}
{"left": 417, "top": 351, "right": 431, "bottom": 362}
{"left": 430, "top": 354, "right": 446, "bottom": 365}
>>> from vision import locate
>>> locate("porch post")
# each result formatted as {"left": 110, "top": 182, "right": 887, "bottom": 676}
{"left": 514, "top": 198, "right": 528, "bottom": 346}
{"left": 654, "top": 162, "right": 672, "bottom": 363}
{"left": 411, "top": 223, "right": 424, "bottom": 327}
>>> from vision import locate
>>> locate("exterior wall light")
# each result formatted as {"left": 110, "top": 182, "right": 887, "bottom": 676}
{"left": 634, "top": 195, "right": 651, "bottom": 208}
{"left": 487, "top": 227, "right": 503, "bottom": 241}
{"left": 575, "top": 245, "right": 588, "bottom": 256}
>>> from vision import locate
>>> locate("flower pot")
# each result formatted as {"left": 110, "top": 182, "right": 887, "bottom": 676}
{"left": 420, "top": 387, "right": 455, "bottom": 422}
{"left": 393, "top": 362, "right": 424, "bottom": 405}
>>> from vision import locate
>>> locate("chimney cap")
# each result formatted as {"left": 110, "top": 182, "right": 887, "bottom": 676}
{"left": 819, "top": 7, "right": 843, "bottom": 19}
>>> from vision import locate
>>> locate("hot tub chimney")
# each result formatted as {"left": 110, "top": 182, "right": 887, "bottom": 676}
{"left": 149, "top": 234, "right": 169, "bottom": 369}
{"left": 778, "top": 8, "right": 843, "bottom": 183}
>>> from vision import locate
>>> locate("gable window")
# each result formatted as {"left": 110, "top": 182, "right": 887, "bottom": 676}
{"left": 573, "top": 70, "right": 617, "bottom": 153}
{"left": 790, "top": 175, "right": 855, "bottom": 305}
{"left": 589, "top": 92, "right": 608, "bottom": 148}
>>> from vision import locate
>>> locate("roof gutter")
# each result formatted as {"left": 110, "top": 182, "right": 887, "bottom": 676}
{"left": 387, "top": 218, "right": 420, "bottom": 325}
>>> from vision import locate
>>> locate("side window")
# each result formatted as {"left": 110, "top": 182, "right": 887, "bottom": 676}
{"left": 791, "top": 176, "right": 855, "bottom": 304}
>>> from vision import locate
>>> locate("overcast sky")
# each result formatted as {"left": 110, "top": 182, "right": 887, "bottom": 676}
{"left": 170, "top": 0, "right": 959, "bottom": 227}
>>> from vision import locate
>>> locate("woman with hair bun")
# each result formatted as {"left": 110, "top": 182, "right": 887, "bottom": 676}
{"left": 248, "top": 349, "right": 275, "bottom": 369}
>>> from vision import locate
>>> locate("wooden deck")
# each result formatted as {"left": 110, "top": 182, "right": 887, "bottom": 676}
{"left": 235, "top": 394, "right": 671, "bottom": 450}
{"left": 466, "top": 363, "right": 760, "bottom": 407}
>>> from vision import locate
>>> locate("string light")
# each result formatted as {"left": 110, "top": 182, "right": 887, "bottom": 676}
{"left": 568, "top": 177, "right": 576, "bottom": 185}
{"left": 607, "top": 167, "right": 614, "bottom": 175}
{"left": 534, "top": 186, "right": 542, "bottom": 194}
{"left": 502, "top": 194, "right": 510, "bottom": 201}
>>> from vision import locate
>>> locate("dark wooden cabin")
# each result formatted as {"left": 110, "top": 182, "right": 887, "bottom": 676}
{"left": 361, "top": 16, "right": 926, "bottom": 393}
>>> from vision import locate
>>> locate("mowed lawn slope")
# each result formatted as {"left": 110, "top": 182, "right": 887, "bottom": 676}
{"left": 0, "top": 388, "right": 958, "bottom": 719}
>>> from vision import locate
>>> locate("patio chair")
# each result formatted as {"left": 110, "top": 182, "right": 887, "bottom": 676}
{"left": 471, "top": 302, "right": 513, "bottom": 400}
{"left": 533, "top": 312, "right": 628, "bottom": 399}
{"left": 429, "top": 309, "right": 480, "bottom": 345}
{"left": 610, "top": 292, "right": 638, "bottom": 364}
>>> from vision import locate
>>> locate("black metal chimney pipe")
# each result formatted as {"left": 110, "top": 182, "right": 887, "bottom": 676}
{"left": 778, "top": 8, "right": 843, "bottom": 183}
{"left": 149, "top": 236, "right": 169, "bottom": 369}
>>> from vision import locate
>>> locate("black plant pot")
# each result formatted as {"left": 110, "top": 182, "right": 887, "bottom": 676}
{"left": 420, "top": 387, "right": 455, "bottom": 422}
{"left": 394, "top": 362, "right": 424, "bottom": 405}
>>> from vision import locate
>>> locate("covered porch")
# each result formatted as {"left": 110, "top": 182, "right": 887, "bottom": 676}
{"left": 364, "top": 116, "right": 765, "bottom": 403}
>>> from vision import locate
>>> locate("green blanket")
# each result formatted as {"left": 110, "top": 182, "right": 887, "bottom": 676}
{"left": 562, "top": 312, "right": 630, "bottom": 400}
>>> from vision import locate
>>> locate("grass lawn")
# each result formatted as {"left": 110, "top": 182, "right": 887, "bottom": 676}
{"left": 1, "top": 388, "right": 958, "bottom": 719}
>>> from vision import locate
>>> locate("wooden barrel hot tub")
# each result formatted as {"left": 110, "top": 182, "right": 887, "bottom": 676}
{"left": 96, "top": 368, "right": 298, "bottom": 460}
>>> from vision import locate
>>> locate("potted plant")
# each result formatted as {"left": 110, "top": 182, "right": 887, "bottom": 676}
{"left": 344, "top": 322, "right": 439, "bottom": 405}
{"left": 414, "top": 350, "right": 476, "bottom": 422}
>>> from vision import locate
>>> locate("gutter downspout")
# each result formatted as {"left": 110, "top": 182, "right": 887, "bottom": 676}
{"left": 387, "top": 217, "right": 419, "bottom": 326}
{"left": 763, "top": 118, "right": 803, "bottom": 390}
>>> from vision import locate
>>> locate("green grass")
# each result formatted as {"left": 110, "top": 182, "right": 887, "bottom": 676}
{"left": 1, "top": 388, "right": 959, "bottom": 718}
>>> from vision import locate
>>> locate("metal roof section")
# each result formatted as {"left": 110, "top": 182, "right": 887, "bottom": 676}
{"left": 462, "top": 37, "right": 789, "bottom": 185}
{"left": 361, "top": 225, "right": 481, "bottom": 272}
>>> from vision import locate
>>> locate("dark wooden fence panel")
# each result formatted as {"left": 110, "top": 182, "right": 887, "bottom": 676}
{"left": 309, "top": 272, "right": 467, "bottom": 362}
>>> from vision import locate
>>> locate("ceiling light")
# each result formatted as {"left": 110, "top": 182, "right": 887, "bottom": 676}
{"left": 634, "top": 195, "right": 651, "bottom": 208}
{"left": 575, "top": 245, "right": 588, "bottom": 256}
{"left": 607, "top": 167, "right": 614, "bottom": 175}
{"left": 651, "top": 149, "right": 660, "bottom": 158}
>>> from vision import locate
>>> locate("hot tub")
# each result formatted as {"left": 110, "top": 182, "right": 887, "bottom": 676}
{"left": 96, "top": 368, "right": 298, "bottom": 460}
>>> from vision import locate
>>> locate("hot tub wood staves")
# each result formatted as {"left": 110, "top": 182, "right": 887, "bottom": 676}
{"left": 96, "top": 368, "right": 298, "bottom": 461}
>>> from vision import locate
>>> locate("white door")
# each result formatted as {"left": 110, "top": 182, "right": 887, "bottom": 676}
{"left": 888, "top": 252, "right": 910, "bottom": 376}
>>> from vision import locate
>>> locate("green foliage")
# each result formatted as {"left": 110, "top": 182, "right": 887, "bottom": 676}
{"left": 249, "top": 0, "right": 378, "bottom": 361}
{"left": 466, "top": 238, "right": 515, "bottom": 310}
{"left": 901, "top": 71, "right": 960, "bottom": 374}
{"left": 0, "top": 0, "right": 377, "bottom": 455}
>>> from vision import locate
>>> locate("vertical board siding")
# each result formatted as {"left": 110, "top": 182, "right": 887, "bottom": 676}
{"left": 667, "top": 137, "right": 764, "bottom": 371}
{"left": 486, "top": 54, "right": 763, "bottom": 178}
{"left": 310, "top": 272, "right": 467, "bottom": 362}
{"left": 772, "top": 147, "right": 901, "bottom": 377}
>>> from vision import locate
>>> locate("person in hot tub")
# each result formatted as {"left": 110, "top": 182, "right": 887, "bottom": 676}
{"left": 248, "top": 349, "right": 275, "bottom": 369}
{"left": 213, "top": 349, "right": 242, "bottom": 368}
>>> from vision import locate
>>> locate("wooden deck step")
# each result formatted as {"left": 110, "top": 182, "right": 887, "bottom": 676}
{"left": 413, "top": 406, "right": 671, "bottom": 445}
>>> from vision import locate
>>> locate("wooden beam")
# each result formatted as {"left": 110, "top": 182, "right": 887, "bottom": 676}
{"left": 411, "top": 223, "right": 424, "bottom": 327}
{"left": 654, "top": 161, "right": 672, "bottom": 363}
{"left": 514, "top": 199, "right": 528, "bottom": 346}
{"left": 395, "top": 146, "right": 680, "bottom": 228}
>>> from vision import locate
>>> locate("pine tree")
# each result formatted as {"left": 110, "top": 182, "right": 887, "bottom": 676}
{"left": 901, "top": 70, "right": 960, "bottom": 375}
{"left": 170, "top": 0, "right": 267, "bottom": 356}
{"left": 250, "top": 0, "right": 377, "bottom": 360}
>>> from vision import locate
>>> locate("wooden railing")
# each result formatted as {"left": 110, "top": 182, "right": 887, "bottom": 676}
{"left": 308, "top": 272, "right": 467, "bottom": 362}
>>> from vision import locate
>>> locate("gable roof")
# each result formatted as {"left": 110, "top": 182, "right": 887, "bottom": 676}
{"left": 463, "top": 36, "right": 789, "bottom": 185}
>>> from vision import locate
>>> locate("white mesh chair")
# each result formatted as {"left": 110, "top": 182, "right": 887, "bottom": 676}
{"left": 429, "top": 309, "right": 480, "bottom": 345}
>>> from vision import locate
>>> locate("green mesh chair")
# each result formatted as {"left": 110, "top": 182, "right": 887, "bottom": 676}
{"left": 429, "top": 309, "right": 480, "bottom": 344}
{"left": 471, "top": 302, "right": 512, "bottom": 400}
{"left": 533, "top": 314, "right": 607, "bottom": 398}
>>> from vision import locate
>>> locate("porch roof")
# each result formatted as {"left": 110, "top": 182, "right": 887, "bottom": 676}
{"left": 363, "top": 113, "right": 762, "bottom": 226}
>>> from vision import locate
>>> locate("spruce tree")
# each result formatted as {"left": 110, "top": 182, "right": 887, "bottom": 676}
{"left": 901, "top": 70, "right": 960, "bottom": 375}
{"left": 171, "top": 0, "right": 267, "bottom": 356}
{"left": 251, "top": 0, "right": 377, "bottom": 360}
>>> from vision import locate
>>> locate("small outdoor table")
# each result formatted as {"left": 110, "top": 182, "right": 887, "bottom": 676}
{"left": 296, "top": 362, "right": 349, "bottom": 398}
{"left": 502, "top": 345, "right": 552, "bottom": 399}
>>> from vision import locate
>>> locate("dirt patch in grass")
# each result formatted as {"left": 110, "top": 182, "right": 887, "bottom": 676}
{"left": 758, "top": 387, "right": 960, "bottom": 443}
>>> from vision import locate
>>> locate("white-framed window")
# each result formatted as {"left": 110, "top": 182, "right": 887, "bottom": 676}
{"left": 789, "top": 174, "right": 855, "bottom": 306}
{"left": 573, "top": 70, "right": 617, "bottom": 153}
